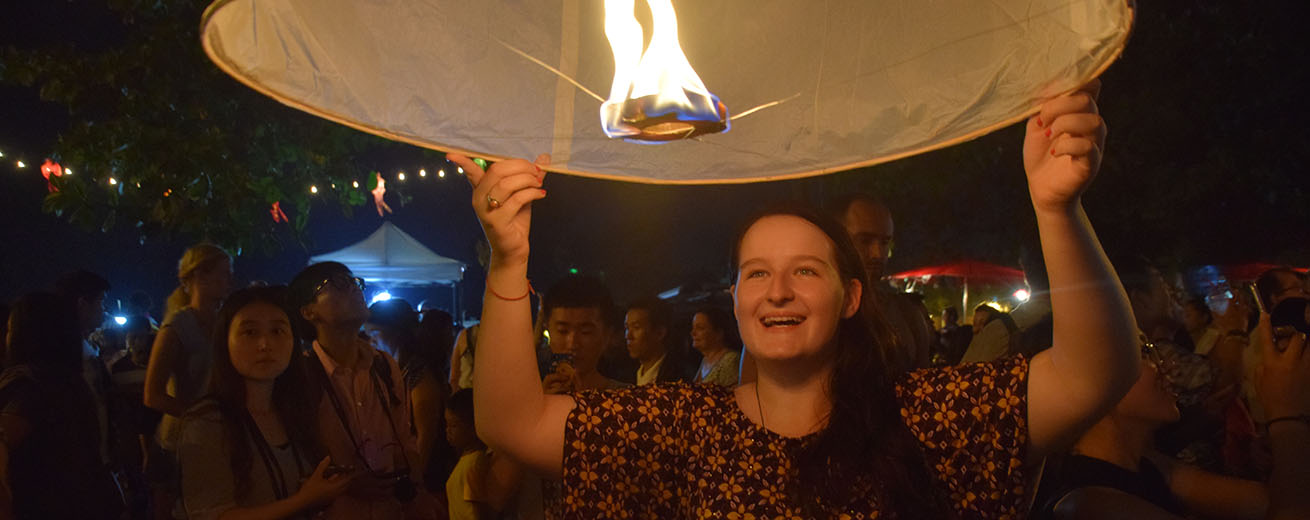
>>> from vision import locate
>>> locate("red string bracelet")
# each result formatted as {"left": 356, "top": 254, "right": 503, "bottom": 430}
{"left": 488, "top": 280, "right": 534, "bottom": 301}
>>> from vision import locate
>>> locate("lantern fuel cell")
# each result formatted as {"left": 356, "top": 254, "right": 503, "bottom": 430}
{"left": 599, "top": 0, "right": 729, "bottom": 142}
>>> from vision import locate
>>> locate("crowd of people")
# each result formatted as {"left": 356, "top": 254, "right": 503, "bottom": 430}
{"left": 1, "top": 85, "right": 1308, "bottom": 520}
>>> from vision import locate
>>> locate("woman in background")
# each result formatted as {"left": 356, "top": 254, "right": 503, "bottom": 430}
{"left": 177, "top": 286, "right": 353, "bottom": 519}
{"left": 689, "top": 307, "right": 741, "bottom": 387}
{"left": 145, "top": 243, "right": 233, "bottom": 446}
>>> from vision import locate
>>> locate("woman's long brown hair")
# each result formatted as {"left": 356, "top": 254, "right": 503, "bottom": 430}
{"left": 204, "top": 286, "right": 323, "bottom": 499}
{"left": 732, "top": 204, "right": 951, "bottom": 518}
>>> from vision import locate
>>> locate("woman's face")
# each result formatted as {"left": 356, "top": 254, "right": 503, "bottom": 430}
{"left": 732, "top": 215, "right": 861, "bottom": 365}
{"left": 227, "top": 301, "right": 295, "bottom": 382}
{"left": 191, "top": 257, "right": 233, "bottom": 300}
{"left": 1115, "top": 356, "right": 1181, "bottom": 425}
{"left": 690, "top": 312, "right": 724, "bottom": 354}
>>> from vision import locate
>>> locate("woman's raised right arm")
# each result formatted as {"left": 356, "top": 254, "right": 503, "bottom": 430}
{"left": 143, "top": 327, "right": 188, "bottom": 416}
{"left": 451, "top": 153, "right": 574, "bottom": 479}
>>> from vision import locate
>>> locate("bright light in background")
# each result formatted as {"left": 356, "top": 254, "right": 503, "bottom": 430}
{"left": 310, "top": 185, "right": 319, "bottom": 194}
{"left": 457, "top": 166, "right": 464, "bottom": 174}
{"left": 352, "top": 180, "right": 360, "bottom": 188}
{"left": 988, "top": 300, "right": 1014, "bottom": 312}
{"left": 113, "top": 316, "right": 128, "bottom": 326}
{"left": 108, "top": 177, "right": 118, "bottom": 185}
{"left": 1013, "top": 288, "right": 1031, "bottom": 302}
{"left": 397, "top": 172, "right": 406, "bottom": 181}
{"left": 371, "top": 291, "right": 392, "bottom": 304}
{"left": 419, "top": 169, "right": 427, "bottom": 178}
{"left": 16, "top": 160, "right": 26, "bottom": 168}
{"left": 0, "top": 151, "right": 5, "bottom": 157}
{"left": 438, "top": 169, "right": 446, "bottom": 178}
{"left": 64, "top": 168, "right": 73, "bottom": 175}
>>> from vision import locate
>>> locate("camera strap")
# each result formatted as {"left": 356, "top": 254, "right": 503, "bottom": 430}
{"left": 242, "top": 411, "right": 306, "bottom": 500}
{"left": 311, "top": 347, "right": 413, "bottom": 477}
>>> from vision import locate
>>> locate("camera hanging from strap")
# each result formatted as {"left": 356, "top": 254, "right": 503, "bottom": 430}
{"left": 306, "top": 347, "right": 418, "bottom": 502}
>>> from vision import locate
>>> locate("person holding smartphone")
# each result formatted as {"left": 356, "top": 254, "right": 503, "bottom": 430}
{"left": 1031, "top": 314, "right": 1310, "bottom": 520}
{"left": 486, "top": 276, "right": 631, "bottom": 520}
{"left": 537, "top": 276, "right": 629, "bottom": 394}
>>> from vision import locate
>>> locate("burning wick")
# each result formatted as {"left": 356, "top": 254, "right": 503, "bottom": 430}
{"left": 601, "top": 0, "right": 728, "bottom": 142}
{"left": 616, "top": 95, "right": 728, "bottom": 141}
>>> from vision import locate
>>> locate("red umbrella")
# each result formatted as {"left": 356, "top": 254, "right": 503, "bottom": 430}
{"left": 888, "top": 260, "right": 1025, "bottom": 284}
{"left": 1217, "top": 263, "right": 1307, "bottom": 283}
{"left": 887, "top": 260, "right": 1027, "bottom": 316}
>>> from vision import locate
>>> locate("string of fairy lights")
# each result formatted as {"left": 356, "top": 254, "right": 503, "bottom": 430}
{"left": 2, "top": 145, "right": 485, "bottom": 219}
{"left": 305, "top": 164, "right": 469, "bottom": 195}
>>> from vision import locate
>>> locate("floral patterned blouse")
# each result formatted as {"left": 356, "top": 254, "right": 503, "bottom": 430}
{"left": 551, "top": 356, "right": 1030, "bottom": 519}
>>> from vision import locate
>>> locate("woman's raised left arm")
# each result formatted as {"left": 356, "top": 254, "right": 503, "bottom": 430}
{"left": 1023, "top": 80, "right": 1141, "bottom": 461}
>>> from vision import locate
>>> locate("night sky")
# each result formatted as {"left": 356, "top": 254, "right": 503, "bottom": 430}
{"left": 2, "top": 1, "right": 1306, "bottom": 319}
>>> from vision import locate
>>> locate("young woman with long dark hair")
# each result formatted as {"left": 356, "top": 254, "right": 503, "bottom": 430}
{"left": 176, "top": 286, "right": 353, "bottom": 519}
{"left": 458, "top": 82, "right": 1141, "bottom": 517}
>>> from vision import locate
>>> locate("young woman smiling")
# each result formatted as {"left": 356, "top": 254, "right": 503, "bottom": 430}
{"left": 457, "top": 81, "right": 1140, "bottom": 518}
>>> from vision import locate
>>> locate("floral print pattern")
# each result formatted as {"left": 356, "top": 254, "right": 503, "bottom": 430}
{"left": 551, "top": 356, "right": 1030, "bottom": 519}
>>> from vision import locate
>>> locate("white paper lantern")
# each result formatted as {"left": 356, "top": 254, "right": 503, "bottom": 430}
{"left": 201, "top": 0, "right": 1133, "bottom": 184}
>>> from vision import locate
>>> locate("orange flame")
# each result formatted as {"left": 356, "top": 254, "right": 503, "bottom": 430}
{"left": 601, "top": 0, "right": 727, "bottom": 141}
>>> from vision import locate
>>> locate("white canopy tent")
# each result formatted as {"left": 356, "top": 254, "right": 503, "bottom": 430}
{"left": 309, "top": 222, "right": 465, "bottom": 286}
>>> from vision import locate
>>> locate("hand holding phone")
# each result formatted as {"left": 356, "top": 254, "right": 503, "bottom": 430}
{"left": 1206, "top": 286, "right": 1235, "bottom": 316}
{"left": 541, "top": 352, "right": 576, "bottom": 394}
{"left": 1212, "top": 287, "right": 1250, "bottom": 333}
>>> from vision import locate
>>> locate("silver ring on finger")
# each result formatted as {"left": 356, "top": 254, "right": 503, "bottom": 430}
{"left": 486, "top": 195, "right": 502, "bottom": 211}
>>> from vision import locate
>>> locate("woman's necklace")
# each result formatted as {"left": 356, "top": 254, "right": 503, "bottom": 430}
{"left": 755, "top": 383, "right": 766, "bottom": 430}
